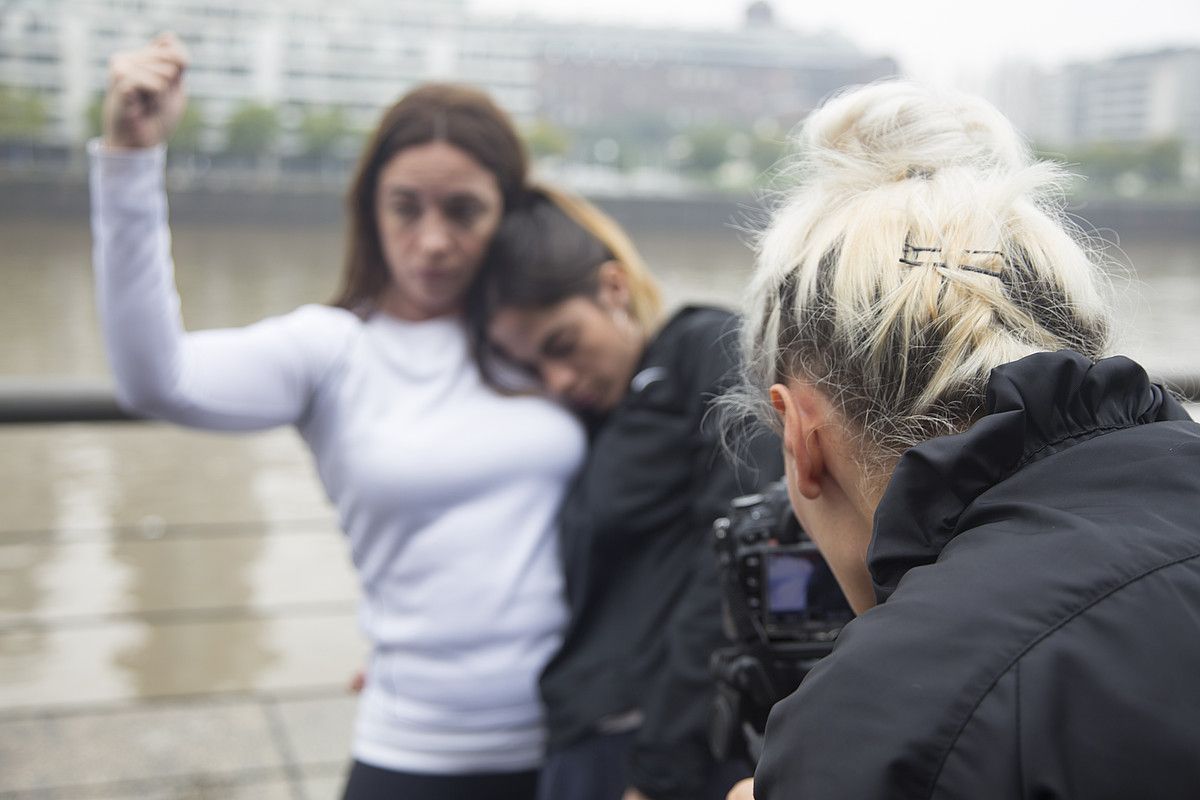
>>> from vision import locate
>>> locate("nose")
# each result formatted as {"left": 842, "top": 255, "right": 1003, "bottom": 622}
{"left": 541, "top": 362, "right": 576, "bottom": 398}
{"left": 416, "top": 212, "right": 451, "bottom": 257}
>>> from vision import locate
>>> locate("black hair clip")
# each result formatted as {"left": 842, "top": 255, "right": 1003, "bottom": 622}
{"left": 899, "top": 243, "right": 1006, "bottom": 279}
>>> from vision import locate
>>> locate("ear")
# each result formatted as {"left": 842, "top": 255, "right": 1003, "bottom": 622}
{"left": 595, "top": 260, "right": 632, "bottom": 313}
{"left": 770, "top": 382, "right": 827, "bottom": 500}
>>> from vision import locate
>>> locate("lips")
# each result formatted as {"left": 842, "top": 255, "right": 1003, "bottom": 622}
{"left": 417, "top": 268, "right": 457, "bottom": 283}
{"left": 414, "top": 268, "right": 465, "bottom": 296}
{"left": 566, "top": 382, "right": 604, "bottom": 410}
{"left": 568, "top": 392, "right": 595, "bottom": 409}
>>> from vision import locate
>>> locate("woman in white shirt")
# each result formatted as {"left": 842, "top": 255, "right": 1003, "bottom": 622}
{"left": 92, "top": 33, "right": 585, "bottom": 800}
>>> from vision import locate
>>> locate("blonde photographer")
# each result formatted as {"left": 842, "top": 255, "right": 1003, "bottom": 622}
{"left": 726, "top": 81, "right": 1200, "bottom": 798}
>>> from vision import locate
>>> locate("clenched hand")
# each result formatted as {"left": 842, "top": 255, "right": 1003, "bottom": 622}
{"left": 103, "top": 32, "right": 190, "bottom": 150}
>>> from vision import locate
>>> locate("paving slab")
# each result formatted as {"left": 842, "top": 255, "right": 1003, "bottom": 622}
{"left": 80, "top": 773, "right": 299, "bottom": 800}
{"left": 300, "top": 766, "right": 349, "bottom": 800}
{"left": 0, "top": 612, "right": 367, "bottom": 711}
{"left": 269, "top": 694, "right": 358, "bottom": 768}
{"left": 0, "top": 531, "right": 357, "bottom": 626}
{"left": 0, "top": 700, "right": 286, "bottom": 795}
{"left": 0, "top": 425, "right": 333, "bottom": 535}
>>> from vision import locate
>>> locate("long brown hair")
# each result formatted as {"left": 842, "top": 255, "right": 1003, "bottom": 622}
{"left": 331, "top": 83, "right": 530, "bottom": 313}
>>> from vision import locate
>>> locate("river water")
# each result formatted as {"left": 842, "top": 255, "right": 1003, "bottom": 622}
{"left": 2, "top": 216, "right": 1199, "bottom": 379}
{"left": 0, "top": 211, "right": 1198, "bottom": 715}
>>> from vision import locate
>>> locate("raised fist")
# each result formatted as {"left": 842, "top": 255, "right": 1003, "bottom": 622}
{"left": 103, "top": 32, "right": 190, "bottom": 149}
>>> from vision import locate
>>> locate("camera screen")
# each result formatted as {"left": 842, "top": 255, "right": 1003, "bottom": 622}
{"left": 765, "top": 553, "right": 816, "bottom": 613}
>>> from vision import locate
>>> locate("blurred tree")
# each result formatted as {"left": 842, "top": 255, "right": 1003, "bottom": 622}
{"left": 1069, "top": 142, "right": 1141, "bottom": 186}
{"left": 559, "top": 113, "right": 693, "bottom": 173}
{"left": 525, "top": 119, "right": 571, "bottom": 160}
{"left": 1039, "top": 139, "right": 1184, "bottom": 192}
{"left": 0, "top": 85, "right": 48, "bottom": 143}
{"left": 608, "top": 113, "right": 673, "bottom": 169}
{"left": 169, "top": 102, "right": 204, "bottom": 156}
{"left": 87, "top": 93, "right": 201, "bottom": 155}
{"left": 682, "top": 124, "right": 735, "bottom": 175}
{"left": 1142, "top": 139, "right": 1183, "bottom": 185}
{"left": 749, "top": 132, "right": 787, "bottom": 175}
{"left": 298, "top": 106, "right": 348, "bottom": 161}
{"left": 224, "top": 102, "right": 279, "bottom": 160}
{"left": 86, "top": 92, "right": 105, "bottom": 139}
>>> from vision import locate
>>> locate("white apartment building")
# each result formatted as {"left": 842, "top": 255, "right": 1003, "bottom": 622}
{"left": 991, "top": 48, "right": 1200, "bottom": 148}
{"left": 0, "top": 0, "right": 535, "bottom": 149}
{"left": 1, "top": 0, "right": 892, "bottom": 155}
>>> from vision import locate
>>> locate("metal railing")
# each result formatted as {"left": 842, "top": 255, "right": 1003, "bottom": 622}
{"left": 2, "top": 374, "right": 1198, "bottom": 425}
{"left": 0, "top": 378, "right": 140, "bottom": 423}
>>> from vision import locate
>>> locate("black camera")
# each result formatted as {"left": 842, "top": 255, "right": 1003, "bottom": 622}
{"left": 710, "top": 480, "right": 852, "bottom": 763}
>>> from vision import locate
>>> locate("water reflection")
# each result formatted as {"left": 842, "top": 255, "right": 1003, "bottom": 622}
{"left": 0, "top": 423, "right": 345, "bottom": 705}
{"left": 1, "top": 217, "right": 1198, "bottom": 379}
{"left": 1110, "top": 241, "right": 1200, "bottom": 375}
{"left": 0, "top": 208, "right": 1197, "bottom": 707}
{"left": 108, "top": 465, "right": 278, "bottom": 699}
{"left": 0, "top": 221, "right": 101, "bottom": 377}
{"left": 0, "top": 427, "right": 106, "bottom": 690}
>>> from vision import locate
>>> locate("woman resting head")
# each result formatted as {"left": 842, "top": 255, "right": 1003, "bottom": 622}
{"left": 729, "top": 80, "right": 1113, "bottom": 612}
{"left": 476, "top": 187, "right": 782, "bottom": 800}
{"left": 333, "top": 82, "right": 529, "bottom": 320}
{"left": 474, "top": 187, "right": 663, "bottom": 413}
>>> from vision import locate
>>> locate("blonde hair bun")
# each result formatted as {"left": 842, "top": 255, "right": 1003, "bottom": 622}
{"left": 731, "top": 80, "right": 1114, "bottom": 470}
{"left": 798, "top": 81, "right": 1029, "bottom": 191}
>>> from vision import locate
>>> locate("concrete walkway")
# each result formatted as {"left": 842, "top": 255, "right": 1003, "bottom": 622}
{"left": 0, "top": 423, "right": 367, "bottom": 799}
{"left": 5, "top": 406, "right": 1197, "bottom": 798}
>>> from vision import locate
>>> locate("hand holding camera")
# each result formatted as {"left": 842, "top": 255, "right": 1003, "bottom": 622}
{"left": 710, "top": 480, "right": 853, "bottom": 763}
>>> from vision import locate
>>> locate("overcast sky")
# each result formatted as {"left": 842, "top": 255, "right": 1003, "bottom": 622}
{"left": 468, "top": 0, "right": 1200, "bottom": 89}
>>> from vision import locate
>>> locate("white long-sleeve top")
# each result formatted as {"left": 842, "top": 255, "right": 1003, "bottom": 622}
{"left": 88, "top": 141, "right": 587, "bottom": 774}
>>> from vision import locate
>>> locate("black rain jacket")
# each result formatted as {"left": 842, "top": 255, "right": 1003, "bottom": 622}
{"left": 540, "top": 306, "right": 782, "bottom": 799}
{"left": 756, "top": 350, "right": 1200, "bottom": 799}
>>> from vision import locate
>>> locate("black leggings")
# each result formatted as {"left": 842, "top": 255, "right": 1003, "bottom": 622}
{"left": 341, "top": 760, "right": 539, "bottom": 800}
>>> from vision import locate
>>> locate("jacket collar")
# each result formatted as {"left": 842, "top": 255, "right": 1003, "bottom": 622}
{"left": 867, "top": 350, "right": 1186, "bottom": 602}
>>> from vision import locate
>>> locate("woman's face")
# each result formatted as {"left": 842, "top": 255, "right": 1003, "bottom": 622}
{"left": 488, "top": 281, "right": 645, "bottom": 413}
{"left": 374, "top": 140, "right": 503, "bottom": 320}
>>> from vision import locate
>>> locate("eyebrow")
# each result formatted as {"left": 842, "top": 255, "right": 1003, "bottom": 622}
{"left": 541, "top": 326, "right": 572, "bottom": 356}
{"left": 384, "top": 188, "right": 420, "bottom": 202}
{"left": 445, "top": 193, "right": 485, "bottom": 206}
{"left": 383, "top": 187, "right": 490, "bottom": 205}
{"left": 492, "top": 341, "right": 537, "bottom": 376}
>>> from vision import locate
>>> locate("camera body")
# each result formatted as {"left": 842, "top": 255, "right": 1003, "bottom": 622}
{"left": 710, "top": 480, "right": 852, "bottom": 763}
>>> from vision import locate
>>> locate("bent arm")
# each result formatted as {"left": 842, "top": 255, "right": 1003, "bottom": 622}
{"left": 628, "top": 315, "right": 783, "bottom": 799}
{"left": 89, "top": 141, "right": 348, "bottom": 430}
{"left": 628, "top": 426, "right": 780, "bottom": 799}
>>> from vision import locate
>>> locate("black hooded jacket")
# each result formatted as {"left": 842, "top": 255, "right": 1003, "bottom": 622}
{"left": 540, "top": 306, "right": 781, "bottom": 799}
{"left": 756, "top": 350, "right": 1200, "bottom": 799}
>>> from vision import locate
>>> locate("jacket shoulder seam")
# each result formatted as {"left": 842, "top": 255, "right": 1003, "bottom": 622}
{"left": 925, "top": 549, "right": 1200, "bottom": 799}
